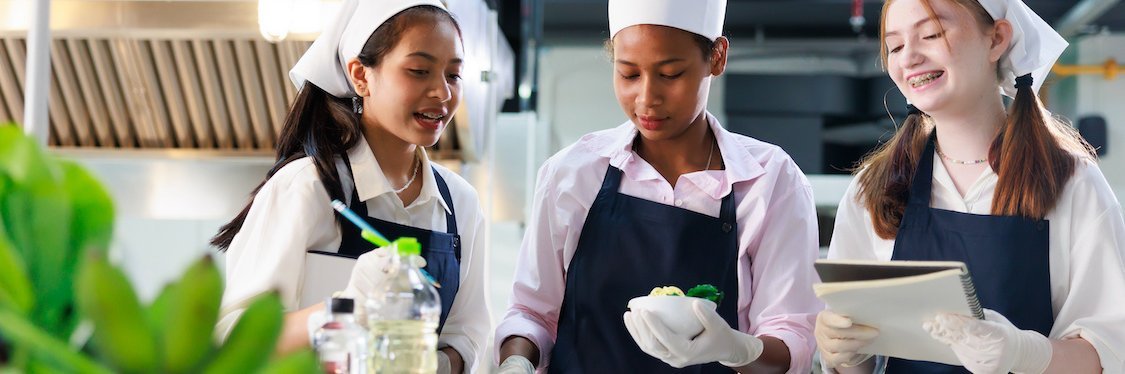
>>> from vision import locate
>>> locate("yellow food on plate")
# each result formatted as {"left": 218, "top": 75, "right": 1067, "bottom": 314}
{"left": 648, "top": 286, "right": 684, "bottom": 296}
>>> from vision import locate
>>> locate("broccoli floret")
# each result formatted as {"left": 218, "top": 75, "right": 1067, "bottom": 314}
{"left": 686, "top": 284, "right": 723, "bottom": 306}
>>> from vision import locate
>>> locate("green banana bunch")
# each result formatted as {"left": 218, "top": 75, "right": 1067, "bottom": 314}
{"left": 75, "top": 251, "right": 159, "bottom": 373}
{"left": 257, "top": 349, "right": 319, "bottom": 374}
{"left": 1, "top": 128, "right": 322, "bottom": 373}
{"left": 0, "top": 125, "right": 76, "bottom": 337}
{"left": 0, "top": 219, "right": 32, "bottom": 314}
{"left": 157, "top": 256, "right": 223, "bottom": 373}
{"left": 145, "top": 282, "right": 178, "bottom": 338}
{"left": 201, "top": 291, "right": 284, "bottom": 374}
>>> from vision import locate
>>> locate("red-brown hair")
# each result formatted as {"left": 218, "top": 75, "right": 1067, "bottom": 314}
{"left": 859, "top": 0, "right": 1095, "bottom": 239}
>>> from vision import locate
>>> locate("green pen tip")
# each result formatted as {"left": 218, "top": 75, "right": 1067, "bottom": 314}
{"left": 361, "top": 230, "right": 390, "bottom": 247}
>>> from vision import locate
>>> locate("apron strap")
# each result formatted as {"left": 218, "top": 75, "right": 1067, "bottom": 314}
{"left": 602, "top": 163, "right": 737, "bottom": 231}
{"left": 335, "top": 153, "right": 459, "bottom": 259}
{"left": 907, "top": 133, "right": 939, "bottom": 208}
{"left": 600, "top": 165, "right": 624, "bottom": 196}
{"left": 431, "top": 167, "right": 458, "bottom": 235}
{"left": 719, "top": 188, "right": 736, "bottom": 233}
{"left": 339, "top": 153, "right": 459, "bottom": 237}
{"left": 431, "top": 168, "right": 461, "bottom": 261}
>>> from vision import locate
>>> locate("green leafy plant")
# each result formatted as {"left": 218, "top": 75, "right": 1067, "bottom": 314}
{"left": 685, "top": 284, "right": 724, "bottom": 306}
{"left": 0, "top": 125, "right": 316, "bottom": 372}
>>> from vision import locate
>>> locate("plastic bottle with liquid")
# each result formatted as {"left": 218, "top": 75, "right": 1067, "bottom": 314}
{"left": 366, "top": 237, "right": 441, "bottom": 374}
{"left": 313, "top": 297, "right": 368, "bottom": 374}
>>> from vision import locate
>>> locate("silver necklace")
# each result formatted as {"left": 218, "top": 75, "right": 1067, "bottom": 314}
{"left": 936, "top": 141, "right": 988, "bottom": 165}
{"left": 703, "top": 135, "right": 715, "bottom": 171}
{"left": 391, "top": 154, "right": 420, "bottom": 194}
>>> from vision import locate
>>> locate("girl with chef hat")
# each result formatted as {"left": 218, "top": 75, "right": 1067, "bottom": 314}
{"left": 211, "top": 0, "right": 490, "bottom": 372}
{"left": 493, "top": 0, "right": 822, "bottom": 372}
{"left": 816, "top": 0, "right": 1125, "bottom": 373}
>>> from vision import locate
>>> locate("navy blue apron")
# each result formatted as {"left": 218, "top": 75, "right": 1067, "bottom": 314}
{"left": 548, "top": 165, "right": 741, "bottom": 373}
{"left": 885, "top": 134, "right": 1054, "bottom": 373}
{"left": 329, "top": 155, "right": 462, "bottom": 334}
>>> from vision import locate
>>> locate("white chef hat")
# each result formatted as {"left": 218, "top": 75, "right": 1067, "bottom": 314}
{"left": 977, "top": 0, "right": 1068, "bottom": 97}
{"left": 608, "top": 0, "right": 727, "bottom": 41}
{"left": 289, "top": 0, "right": 447, "bottom": 98}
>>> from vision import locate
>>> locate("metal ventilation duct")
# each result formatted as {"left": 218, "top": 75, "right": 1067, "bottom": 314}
{"left": 0, "top": 0, "right": 476, "bottom": 160}
{"left": 0, "top": 36, "right": 309, "bottom": 150}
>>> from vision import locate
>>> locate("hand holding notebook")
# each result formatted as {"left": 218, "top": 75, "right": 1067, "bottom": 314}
{"left": 812, "top": 259, "right": 984, "bottom": 365}
{"left": 925, "top": 308, "right": 1053, "bottom": 374}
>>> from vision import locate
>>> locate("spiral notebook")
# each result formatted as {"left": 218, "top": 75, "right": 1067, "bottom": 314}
{"left": 813, "top": 259, "right": 983, "bottom": 365}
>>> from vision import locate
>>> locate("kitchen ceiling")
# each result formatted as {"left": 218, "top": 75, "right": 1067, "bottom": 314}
{"left": 0, "top": 0, "right": 1118, "bottom": 151}
{"left": 540, "top": 0, "right": 1123, "bottom": 42}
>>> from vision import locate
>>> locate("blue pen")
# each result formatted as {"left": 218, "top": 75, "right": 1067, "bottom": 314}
{"left": 330, "top": 199, "right": 442, "bottom": 288}
{"left": 331, "top": 200, "right": 390, "bottom": 247}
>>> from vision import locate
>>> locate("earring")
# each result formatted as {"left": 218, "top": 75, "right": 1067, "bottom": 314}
{"left": 352, "top": 96, "right": 363, "bottom": 115}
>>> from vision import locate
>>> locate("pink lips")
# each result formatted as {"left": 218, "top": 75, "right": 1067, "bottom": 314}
{"left": 414, "top": 113, "right": 444, "bottom": 131}
{"left": 905, "top": 70, "right": 945, "bottom": 92}
{"left": 638, "top": 115, "right": 667, "bottom": 131}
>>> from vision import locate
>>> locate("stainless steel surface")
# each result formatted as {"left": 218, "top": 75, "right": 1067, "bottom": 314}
{"left": 21, "top": 0, "right": 50, "bottom": 145}
{"left": 1057, "top": 0, "right": 1124, "bottom": 37}
{"left": 0, "top": 35, "right": 311, "bottom": 150}
{"left": 0, "top": 0, "right": 509, "bottom": 161}
{"left": 0, "top": 0, "right": 311, "bottom": 150}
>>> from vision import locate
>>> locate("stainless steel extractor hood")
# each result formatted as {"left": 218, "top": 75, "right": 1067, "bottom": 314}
{"left": 0, "top": 0, "right": 475, "bottom": 160}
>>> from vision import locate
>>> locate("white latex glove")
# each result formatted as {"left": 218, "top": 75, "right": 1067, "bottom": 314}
{"left": 814, "top": 310, "right": 879, "bottom": 368}
{"left": 338, "top": 247, "right": 395, "bottom": 327}
{"left": 306, "top": 308, "right": 328, "bottom": 347}
{"left": 924, "top": 309, "right": 1052, "bottom": 374}
{"left": 623, "top": 299, "right": 764, "bottom": 368}
{"left": 437, "top": 350, "right": 451, "bottom": 374}
{"left": 496, "top": 355, "right": 535, "bottom": 374}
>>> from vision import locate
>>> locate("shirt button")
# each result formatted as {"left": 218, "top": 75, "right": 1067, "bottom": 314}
{"left": 675, "top": 199, "right": 684, "bottom": 207}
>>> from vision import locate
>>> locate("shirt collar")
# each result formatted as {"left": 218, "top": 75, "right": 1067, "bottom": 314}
{"left": 346, "top": 141, "right": 452, "bottom": 214}
{"left": 930, "top": 150, "right": 998, "bottom": 201}
{"left": 594, "top": 112, "right": 767, "bottom": 198}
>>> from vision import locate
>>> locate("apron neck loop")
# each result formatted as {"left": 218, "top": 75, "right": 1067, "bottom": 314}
{"left": 907, "top": 133, "right": 938, "bottom": 208}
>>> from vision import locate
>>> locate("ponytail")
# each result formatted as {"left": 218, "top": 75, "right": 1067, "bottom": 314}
{"left": 858, "top": 75, "right": 1095, "bottom": 240}
{"left": 856, "top": 105, "right": 932, "bottom": 239}
{"left": 989, "top": 74, "right": 1095, "bottom": 218}
{"left": 210, "top": 83, "right": 362, "bottom": 250}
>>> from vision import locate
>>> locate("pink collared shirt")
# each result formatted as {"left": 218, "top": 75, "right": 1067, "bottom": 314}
{"left": 495, "top": 113, "right": 822, "bottom": 373}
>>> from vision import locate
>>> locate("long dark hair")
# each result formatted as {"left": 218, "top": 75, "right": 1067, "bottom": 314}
{"left": 212, "top": 5, "right": 460, "bottom": 250}
{"left": 857, "top": 0, "right": 1095, "bottom": 239}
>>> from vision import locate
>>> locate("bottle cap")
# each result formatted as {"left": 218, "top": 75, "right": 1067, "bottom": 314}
{"left": 394, "top": 237, "right": 421, "bottom": 257}
{"left": 329, "top": 297, "right": 355, "bottom": 314}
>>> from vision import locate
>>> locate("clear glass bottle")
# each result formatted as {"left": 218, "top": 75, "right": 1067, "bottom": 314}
{"left": 366, "top": 237, "right": 441, "bottom": 374}
{"left": 314, "top": 297, "right": 368, "bottom": 374}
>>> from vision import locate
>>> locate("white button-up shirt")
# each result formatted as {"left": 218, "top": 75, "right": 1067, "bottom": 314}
{"left": 218, "top": 140, "right": 490, "bottom": 372}
{"left": 829, "top": 153, "right": 1125, "bottom": 372}
{"left": 495, "top": 113, "right": 823, "bottom": 373}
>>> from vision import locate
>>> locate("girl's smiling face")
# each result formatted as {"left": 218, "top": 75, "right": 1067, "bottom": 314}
{"left": 882, "top": 0, "right": 1010, "bottom": 114}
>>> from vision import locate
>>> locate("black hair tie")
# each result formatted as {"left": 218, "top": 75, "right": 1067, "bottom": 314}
{"left": 906, "top": 104, "right": 922, "bottom": 115}
{"left": 1014, "top": 74, "right": 1034, "bottom": 89}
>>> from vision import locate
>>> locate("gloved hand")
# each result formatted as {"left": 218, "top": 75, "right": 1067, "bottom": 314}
{"left": 496, "top": 355, "right": 535, "bottom": 374}
{"left": 814, "top": 310, "right": 879, "bottom": 368}
{"left": 306, "top": 307, "right": 329, "bottom": 347}
{"left": 437, "top": 350, "right": 451, "bottom": 374}
{"left": 924, "top": 309, "right": 1052, "bottom": 374}
{"left": 339, "top": 247, "right": 395, "bottom": 326}
{"left": 623, "top": 299, "right": 764, "bottom": 368}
